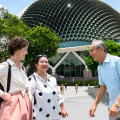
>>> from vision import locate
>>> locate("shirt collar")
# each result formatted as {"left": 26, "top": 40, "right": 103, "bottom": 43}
{"left": 6, "top": 59, "right": 23, "bottom": 67}
{"left": 34, "top": 72, "right": 51, "bottom": 81}
{"left": 104, "top": 53, "right": 111, "bottom": 63}
{"left": 6, "top": 59, "right": 15, "bottom": 65}
{"left": 99, "top": 53, "right": 110, "bottom": 65}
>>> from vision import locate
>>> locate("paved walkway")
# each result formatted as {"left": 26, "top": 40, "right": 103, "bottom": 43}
{"left": 60, "top": 86, "right": 109, "bottom": 120}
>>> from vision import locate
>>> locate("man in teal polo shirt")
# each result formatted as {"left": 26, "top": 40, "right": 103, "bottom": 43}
{"left": 88, "top": 40, "right": 120, "bottom": 120}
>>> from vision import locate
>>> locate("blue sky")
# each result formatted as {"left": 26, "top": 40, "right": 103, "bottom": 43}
{"left": 0, "top": 0, "right": 37, "bottom": 15}
{"left": 0, "top": 0, "right": 120, "bottom": 15}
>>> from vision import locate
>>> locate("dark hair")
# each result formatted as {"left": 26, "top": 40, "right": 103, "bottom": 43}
{"left": 35, "top": 55, "right": 48, "bottom": 64}
{"left": 8, "top": 37, "right": 29, "bottom": 55}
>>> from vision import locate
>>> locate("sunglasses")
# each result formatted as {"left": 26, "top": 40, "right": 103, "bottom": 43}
{"left": 37, "top": 55, "right": 48, "bottom": 58}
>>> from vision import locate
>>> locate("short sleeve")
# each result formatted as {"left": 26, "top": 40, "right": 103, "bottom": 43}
{"left": 98, "top": 65, "right": 105, "bottom": 85}
{"left": 0, "top": 62, "right": 8, "bottom": 96}
{"left": 28, "top": 74, "right": 37, "bottom": 103}
{"left": 0, "top": 62, "right": 8, "bottom": 80}
{"left": 52, "top": 77, "right": 64, "bottom": 105}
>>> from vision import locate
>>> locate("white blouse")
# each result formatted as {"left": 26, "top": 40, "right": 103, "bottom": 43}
{"left": 28, "top": 72, "right": 64, "bottom": 120}
{"left": 0, "top": 59, "right": 28, "bottom": 96}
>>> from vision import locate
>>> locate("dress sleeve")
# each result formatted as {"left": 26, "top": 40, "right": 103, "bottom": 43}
{"left": 57, "top": 87, "right": 64, "bottom": 105}
{"left": 52, "top": 77, "right": 64, "bottom": 105}
{"left": 28, "top": 75, "right": 37, "bottom": 104}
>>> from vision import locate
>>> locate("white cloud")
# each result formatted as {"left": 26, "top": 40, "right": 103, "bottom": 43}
{"left": 0, "top": 4, "right": 6, "bottom": 9}
{"left": 16, "top": 6, "right": 28, "bottom": 18}
{"left": 0, "top": 4, "right": 2, "bottom": 8}
{"left": 16, "top": 1, "right": 35, "bottom": 18}
{"left": 0, "top": 4, "right": 3, "bottom": 8}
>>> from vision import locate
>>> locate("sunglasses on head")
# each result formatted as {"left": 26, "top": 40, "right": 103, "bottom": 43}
{"left": 37, "top": 55, "right": 48, "bottom": 58}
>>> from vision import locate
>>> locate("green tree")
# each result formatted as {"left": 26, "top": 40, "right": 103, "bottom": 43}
{"left": 4, "top": 14, "right": 30, "bottom": 39}
{"left": 85, "top": 40, "right": 120, "bottom": 71}
{"left": 25, "top": 24, "right": 61, "bottom": 75}
{"left": 0, "top": 8, "right": 30, "bottom": 62}
{"left": 105, "top": 40, "right": 120, "bottom": 56}
{"left": 0, "top": 8, "right": 61, "bottom": 75}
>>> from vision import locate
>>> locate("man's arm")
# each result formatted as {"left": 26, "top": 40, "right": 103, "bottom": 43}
{"left": 89, "top": 85, "right": 106, "bottom": 117}
{"left": 115, "top": 94, "right": 120, "bottom": 105}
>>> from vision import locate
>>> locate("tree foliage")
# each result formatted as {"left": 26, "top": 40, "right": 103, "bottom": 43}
{"left": 85, "top": 55, "right": 99, "bottom": 71}
{"left": 0, "top": 8, "right": 30, "bottom": 62}
{"left": 85, "top": 40, "right": 120, "bottom": 71}
{"left": 25, "top": 24, "right": 61, "bottom": 75}
{"left": 0, "top": 8, "right": 61, "bottom": 75}
{"left": 25, "top": 24, "right": 61, "bottom": 65}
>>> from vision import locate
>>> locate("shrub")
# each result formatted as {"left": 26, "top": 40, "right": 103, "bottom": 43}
{"left": 57, "top": 80, "right": 99, "bottom": 86}
{"left": 85, "top": 80, "right": 99, "bottom": 86}
{"left": 57, "top": 80, "right": 84, "bottom": 86}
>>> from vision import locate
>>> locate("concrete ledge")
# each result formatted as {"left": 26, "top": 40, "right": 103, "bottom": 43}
{"left": 88, "top": 86, "right": 109, "bottom": 105}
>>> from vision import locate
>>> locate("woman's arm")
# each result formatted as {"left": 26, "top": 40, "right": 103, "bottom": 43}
{"left": 60, "top": 102, "right": 68, "bottom": 118}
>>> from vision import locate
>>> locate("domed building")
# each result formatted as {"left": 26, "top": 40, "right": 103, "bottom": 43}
{"left": 22, "top": 0, "right": 120, "bottom": 81}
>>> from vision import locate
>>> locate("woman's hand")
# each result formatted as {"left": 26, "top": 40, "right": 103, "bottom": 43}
{"left": 61, "top": 108, "right": 68, "bottom": 118}
{"left": 1, "top": 92, "right": 11, "bottom": 102}
{"left": 60, "top": 103, "right": 68, "bottom": 118}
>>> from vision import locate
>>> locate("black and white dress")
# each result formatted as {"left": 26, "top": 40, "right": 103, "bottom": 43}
{"left": 28, "top": 72, "right": 64, "bottom": 120}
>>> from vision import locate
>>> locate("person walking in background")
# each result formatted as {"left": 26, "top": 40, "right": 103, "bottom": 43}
{"left": 0, "top": 37, "right": 33, "bottom": 120}
{"left": 28, "top": 55, "right": 68, "bottom": 120}
{"left": 60, "top": 84, "right": 63, "bottom": 94}
{"left": 75, "top": 84, "right": 79, "bottom": 94}
{"left": 89, "top": 40, "right": 120, "bottom": 120}
{"left": 60, "top": 84, "right": 64, "bottom": 95}
{"left": 64, "top": 83, "right": 67, "bottom": 91}
{"left": 72, "top": 78, "right": 74, "bottom": 83}
{"left": 62, "top": 84, "right": 64, "bottom": 95}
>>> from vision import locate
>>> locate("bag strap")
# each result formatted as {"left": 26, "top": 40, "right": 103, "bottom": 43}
{"left": 7, "top": 63, "right": 11, "bottom": 92}
{"left": 22, "top": 66, "right": 24, "bottom": 71}
{"left": 6, "top": 64, "right": 23, "bottom": 92}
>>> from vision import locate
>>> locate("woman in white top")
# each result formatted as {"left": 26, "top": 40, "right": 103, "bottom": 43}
{"left": 75, "top": 84, "right": 79, "bottom": 94}
{"left": 0, "top": 37, "right": 33, "bottom": 120}
{"left": 28, "top": 55, "right": 68, "bottom": 120}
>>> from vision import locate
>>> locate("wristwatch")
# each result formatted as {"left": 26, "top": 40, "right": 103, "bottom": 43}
{"left": 115, "top": 101, "right": 120, "bottom": 107}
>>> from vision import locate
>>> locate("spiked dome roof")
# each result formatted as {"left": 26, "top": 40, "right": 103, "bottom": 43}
{"left": 22, "top": 0, "right": 120, "bottom": 48}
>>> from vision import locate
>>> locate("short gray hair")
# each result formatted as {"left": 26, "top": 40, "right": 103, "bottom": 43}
{"left": 92, "top": 39, "right": 107, "bottom": 53}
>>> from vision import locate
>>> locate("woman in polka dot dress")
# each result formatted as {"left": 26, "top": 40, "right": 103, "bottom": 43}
{"left": 28, "top": 55, "right": 68, "bottom": 120}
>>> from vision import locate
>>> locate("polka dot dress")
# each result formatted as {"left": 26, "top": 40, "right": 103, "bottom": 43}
{"left": 28, "top": 73, "right": 64, "bottom": 120}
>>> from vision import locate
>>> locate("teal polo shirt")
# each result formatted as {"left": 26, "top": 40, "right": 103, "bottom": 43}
{"left": 98, "top": 53, "right": 120, "bottom": 109}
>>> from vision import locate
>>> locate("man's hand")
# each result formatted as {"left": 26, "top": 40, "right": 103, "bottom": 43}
{"left": 89, "top": 105, "right": 97, "bottom": 117}
{"left": 109, "top": 103, "right": 119, "bottom": 117}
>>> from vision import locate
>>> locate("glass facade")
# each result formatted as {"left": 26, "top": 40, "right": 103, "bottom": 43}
{"left": 48, "top": 53, "right": 65, "bottom": 66}
{"left": 48, "top": 52, "right": 87, "bottom": 77}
